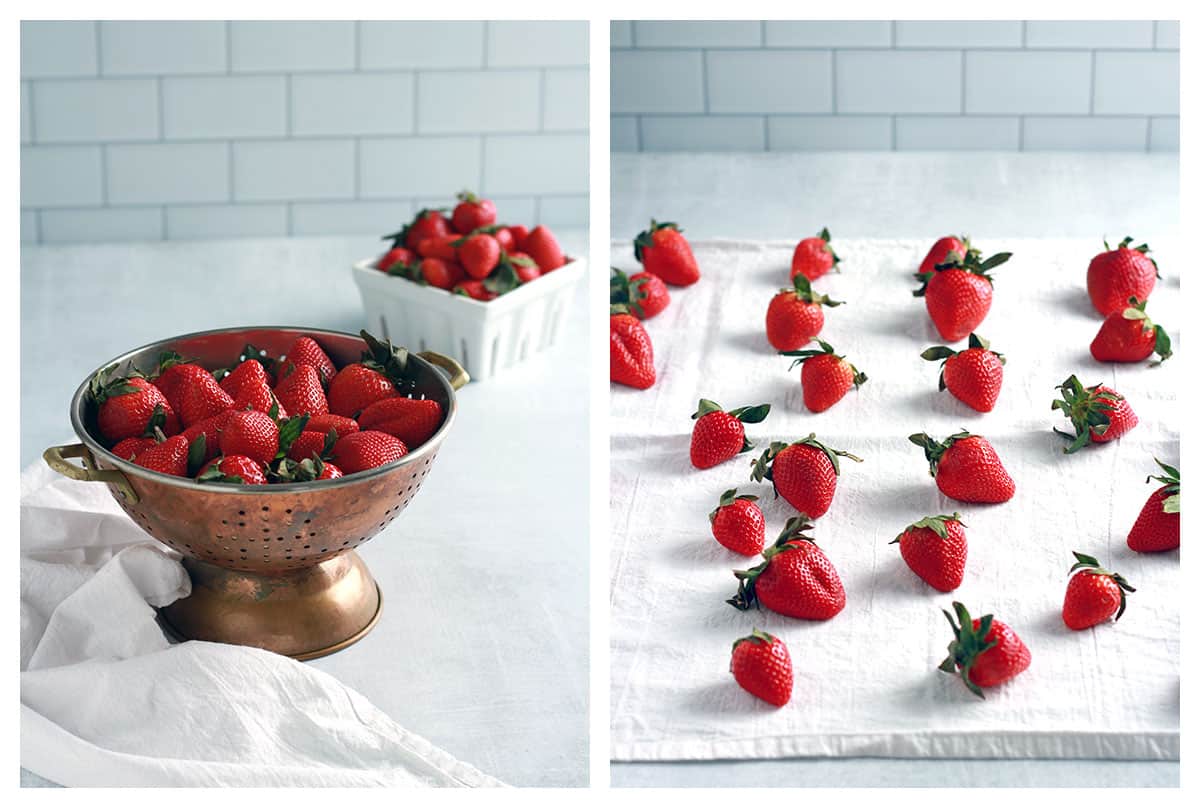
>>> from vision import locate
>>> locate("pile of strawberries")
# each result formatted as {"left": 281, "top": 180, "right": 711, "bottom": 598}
{"left": 373, "top": 191, "right": 567, "bottom": 302}
{"left": 90, "top": 331, "right": 443, "bottom": 485}
{"left": 615, "top": 224, "right": 1180, "bottom": 707}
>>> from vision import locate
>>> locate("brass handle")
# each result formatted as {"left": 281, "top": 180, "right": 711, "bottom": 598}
{"left": 417, "top": 351, "right": 470, "bottom": 390}
{"left": 43, "top": 443, "right": 139, "bottom": 503}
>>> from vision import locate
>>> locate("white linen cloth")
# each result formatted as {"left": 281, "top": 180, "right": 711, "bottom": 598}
{"left": 610, "top": 239, "right": 1179, "bottom": 762}
{"left": 20, "top": 461, "right": 502, "bottom": 787}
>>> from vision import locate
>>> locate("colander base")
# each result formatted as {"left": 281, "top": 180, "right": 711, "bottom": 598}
{"left": 158, "top": 552, "right": 382, "bottom": 661}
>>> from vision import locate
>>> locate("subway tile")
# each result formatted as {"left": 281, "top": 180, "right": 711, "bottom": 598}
{"left": 20, "top": 82, "right": 31, "bottom": 144}
{"left": 765, "top": 21, "right": 891, "bottom": 48}
{"left": 418, "top": 71, "right": 540, "bottom": 133}
{"left": 360, "top": 21, "right": 484, "bottom": 69}
{"left": 611, "top": 117, "right": 639, "bottom": 151}
{"left": 233, "top": 140, "right": 355, "bottom": 201}
{"left": 896, "top": 116, "right": 1020, "bottom": 150}
{"left": 537, "top": 195, "right": 588, "bottom": 228}
{"left": 21, "top": 146, "right": 103, "bottom": 208}
{"left": 483, "top": 197, "right": 538, "bottom": 225}
{"left": 107, "top": 143, "right": 230, "bottom": 205}
{"left": 837, "top": 50, "right": 961, "bottom": 114}
{"left": 291, "top": 201, "right": 415, "bottom": 236}
{"left": 166, "top": 204, "right": 288, "bottom": 239}
{"left": 163, "top": 76, "right": 286, "bottom": 139}
{"left": 641, "top": 116, "right": 765, "bottom": 152}
{"left": 21, "top": 21, "right": 97, "bottom": 78}
{"left": 487, "top": 21, "right": 588, "bottom": 67}
{"left": 543, "top": 69, "right": 589, "bottom": 131}
{"left": 293, "top": 73, "right": 414, "bottom": 136}
{"left": 611, "top": 51, "right": 703, "bottom": 114}
{"left": 895, "top": 21, "right": 1022, "bottom": 48}
{"left": 1094, "top": 51, "right": 1179, "bottom": 115}
{"left": 965, "top": 51, "right": 1091, "bottom": 114}
{"left": 634, "top": 21, "right": 761, "bottom": 48}
{"left": 99, "top": 21, "right": 226, "bottom": 75}
{"left": 1155, "top": 21, "right": 1180, "bottom": 49}
{"left": 230, "top": 21, "right": 355, "bottom": 73}
{"left": 1026, "top": 20, "right": 1154, "bottom": 49}
{"left": 483, "top": 134, "right": 588, "bottom": 194}
{"left": 611, "top": 21, "right": 633, "bottom": 48}
{"left": 1150, "top": 117, "right": 1179, "bottom": 151}
{"left": 767, "top": 116, "right": 891, "bottom": 150}
{"left": 32, "top": 79, "right": 159, "bottom": 142}
{"left": 21, "top": 211, "right": 38, "bottom": 244}
{"left": 360, "top": 137, "right": 481, "bottom": 198}
{"left": 40, "top": 207, "right": 163, "bottom": 243}
{"left": 707, "top": 51, "right": 833, "bottom": 114}
{"left": 1023, "top": 117, "right": 1149, "bottom": 151}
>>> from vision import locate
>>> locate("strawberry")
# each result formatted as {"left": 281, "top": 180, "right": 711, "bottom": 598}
{"left": 750, "top": 435, "right": 862, "bottom": 518}
{"left": 919, "top": 235, "right": 968, "bottom": 277}
{"left": 153, "top": 357, "right": 214, "bottom": 415}
{"left": 178, "top": 373, "right": 235, "bottom": 428}
{"left": 327, "top": 332, "right": 415, "bottom": 418}
{"left": 272, "top": 453, "right": 342, "bottom": 483}
{"left": 782, "top": 340, "right": 866, "bottom": 413}
{"left": 181, "top": 408, "right": 234, "bottom": 463}
{"left": 220, "top": 410, "right": 279, "bottom": 466}
{"left": 709, "top": 489, "right": 766, "bottom": 557}
{"left": 728, "top": 516, "right": 845, "bottom": 620}
{"left": 939, "top": 601, "right": 1031, "bottom": 698}
{"left": 920, "top": 333, "right": 1005, "bottom": 412}
{"left": 1090, "top": 297, "right": 1172, "bottom": 363}
{"left": 910, "top": 431, "right": 1014, "bottom": 503}
{"left": 789, "top": 227, "right": 839, "bottom": 281}
{"left": 610, "top": 267, "right": 670, "bottom": 320}
{"left": 508, "top": 224, "right": 530, "bottom": 250}
{"left": 386, "top": 208, "right": 451, "bottom": 252}
{"left": 357, "top": 397, "right": 443, "bottom": 448}
{"left": 1052, "top": 375, "right": 1138, "bottom": 453}
{"left": 318, "top": 462, "right": 344, "bottom": 480}
{"left": 765, "top": 275, "right": 842, "bottom": 351}
{"left": 286, "top": 428, "right": 337, "bottom": 463}
{"left": 420, "top": 257, "right": 465, "bottom": 290}
{"left": 1087, "top": 236, "right": 1159, "bottom": 316}
{"left": 376, "top": 245, "right": 415, "bottom": 273}
{"left": 133, "top": 434, "right": 195, "bottom": 478}
{"left": 451, "top": 191, "right": 496, "bottom": 234}
{"left": 509, "top": 252, "right": 541, "bottom": 283}
{"left": 457, "top": 233, "right": 501, "bottom": 280}
{"left": 1062, "top": 551, "right": 1135, "bottom": 630}
{"left": 453, "top": 280, "right": 498, "bottom": 301}
{"left": 634, "top": 220, "right": 699, "bottom": 286}
{"left": 891, "top": 513, "right": 967, "bottom": 592}
{"left": 1127, "top": 459, "right": 1180, "bottom": 552}
{"left": 416, "top": 234, "right": 460, "bottom": 262}
{"left": 913, "top": 246, "right": 1011, "bottom": 342}
{"left": 523, "top": 225, "right": 565, "bottom": 272}
{"left": 284, "top": 336, "right": 337, "bottom": 386}
{"left": 331, "top": 430, "right": 408, "bottom": 475}
{"left": 610, "top": 307, "right": 656, "bottom": 389}
{"left": 303, "top": 413, "right": 359, "bottom": 440}
{"left": 274, "top": 364, "right": 328, "bottom": 417}
{"left": 197, "top": 455, "right": 267, "bottom": 486}
{"left": 493, "top": 227, "right": 516, "bottom": 253}
{"left": 689, "top": 399, "right": 771, "bottom": 469}
{"left": 730, "top": 629, "right": 793, "bottom": 707}
{"left": 219, "top": 359, "right": 270, "bottom": 399}
{"left": 92, "top": 371, "right": 180, "bottom": 443}
{"left": 110, "top": 436, "right": 156, "bottom": 461}
{"left": 233, "top": 375, "right": 287, "bottom": 419}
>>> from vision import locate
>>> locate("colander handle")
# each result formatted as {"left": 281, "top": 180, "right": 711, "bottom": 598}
{"left": 417, "top": 351, "right": 470, "bottom": 390}
{"left": 43, "top": 443, "right": 139, "bottom": 504}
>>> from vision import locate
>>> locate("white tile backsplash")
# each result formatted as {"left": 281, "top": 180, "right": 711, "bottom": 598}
{"left": 233, "top": 140, "right": 356, "bottom": 201}
{"left": 230, "top": 21, "right": 356, "bottom": 73}
{"left": 41, "top": 207, "right": 164, "bottom": 244}
{"left": 1093, "top": 51, "right": 1179, "bottom": 115}
{"left": 360, "top": 21, "right": 485, "bottom": 70}
{"left": 1155, "top": 21, "right": 1180, "bottom": 49}
{"left": 641, "top": 116, "right": 765, "bottom": 152}
{"left": 107, "top": 143, "right": 230, "bottom": 204}
{"left": 1022, "top": 117, "right": 1150, "bottom": 151}
{"left": 611, "top": 21, "right": 634, "bottom": 48}
{"left": 894, "top": 21, "right": 1022, "bottom": 48}
{"left": 1025, "top": 20, "right": 1154, "bottom": 49}
{"left": 766, "top": 116, "right": 892, "bottom": 151}
{"left": 360, "top": 137, "right": 482, "bottom": 198}
{"left": 99, "top": 21, "right": 227, "bottom": 76}
{"left": 707, "top": 51, "right": 832, "bottom": 113}
{"left": 292, "top": 73, "right": 415, "bottom": 136}
{"left": 21, "top": 211, "right": 39, "bottom": 244}
{"left": 765, "top": 21, "right": 891, "bottom": 48}
{"left": 965, "top": 51, "right": 1092, "bottom": 114}
{"left": 895, "top": 116, "right": 1020, "bottom": 150}
{"left": 611, "top": 117, "right": 640, "bottom": 151}
{"left": 1150, "top": 117, "right": 1180, "bottom": 152}
{"left": 20, "top": 82, "right": 32, "bottom": 144}
{"left": 611, "top": 51, "right": 704, "bottom": 114}
{"left": 837, "top": 50, "right": 962, "bottom": 114}
{"left": 483, "top": 134, "right": 588, "bottom": 194}
{"left": 163, "top": 76, "right": 287, "bottom": 139}
{"left": 166, "top": 204, "right": 288, "bottom": 240}
{"left": 20, "top": 21, "right": 98, "bottom": 78}
{"left": 634, "top": 21, "right": 762, "bottom": 48}
{"left": 417, "top": 71, "right": 541, "bottom": 133}
{"left": 290, "top": 200, "right": 416, "bottom": 236}
{"left": 544, "top": 70, "right": 590, "bottom": 131}
{"left": 487, "top": 21, "right": 589, "bottom": 67}
{"left": 21, "top": 146, "right": 104, "bottom": 208}
{"left": 33, "top": 79, "right": 160, "bottom": 143}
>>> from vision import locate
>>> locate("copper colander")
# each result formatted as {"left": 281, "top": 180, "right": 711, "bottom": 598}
{"left": 44, "top": 326, "right": 469, "bottom": 660}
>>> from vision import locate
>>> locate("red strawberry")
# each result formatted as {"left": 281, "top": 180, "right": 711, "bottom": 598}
{"left": 1062, "top": 551, "right": 1135, "bottom": 630}
{"left": 303, "top": 413, "right": 359, "bottom": 440}
{"left": 509, "top": 252, "right": 542, "bottom": 283}
{"left": 891, "top": 513, "right": 967, "bottom": 592}
{"left": 274, "top": 364, "right": 329, "bottom": 417}
{"left": 1127, "top": 459, "right": 1180, "bottom": 552}
{"left": 93, "top": 373, "right": 180, "bottom": 443}
{"left": 197, "top": 455, "right": 267, "bottom": 486}
{"left": 389, "top": 208, "right": 451, "bottom": 251}
{"left": 689, "top": 399, "right": 771, "bottom": 469}
{"left": 457, "top": 233, "right": 501, "bottom": 280}
{"left": 326, "top": 332, "right": 412, "bottom": 418}
{"left": 284, "top": 336, "right": 337, "bottom": 386}
{"left": 523, "top": 225, "right": 565, "bottom": 272}
{"left": 493, "top": 227, "right": 516, "bottom": 253}
{"left": 939, "top": 601, "right": 1031, "bottom": 698}
{"left": 750, "top": 435, "right": 862, "bottom": 519}
{"left": 376, "top": 245, "right": 415, "bottom": 273}
{"left": 610, "top": 308, "right": 655, "bottom": 389}
{"left": 508, "top": 224, "right": 530, "bottom": 249}
{"left": 709, "top": 489, "right": 766, "bottom": 556}
{"left": 453, "top": 279, "right": 498, "bottom": 301}
{"left": 634, "top": 220, "right": 699, "bottom": 286}
{"left": 919, "top": 235, "right": 968, "bottom": 277}
{"left": 1087, "top": 236, "right": 1158, "bottom": 316}
{"left": 357, "top": 397, "right": 443, "bottom": 448}
{"left": 233, "top": 375, "right": 287, "bottom": 419}
{"left": 728, "top": 516, "right": 845, "bottom": 620}
{"left": 1090, "top": 297, "right": 1172, "bottom": 363}
{"left": 110, "top": 436, "right": 156, "bottom": 461}
{"left": 451, "top": 191, "right": 496, "bottom": 234}
{"left": 416, "top": 234, "right": 460, "bottom": 261}
{"left": 133, "top": 434, "right": 193, "bottom": 477}
{"left": 610, "top": 267, "right": 669, "bottom": 320}
{"left": 286, "top": 429, "right": 337, "bottom": 463}
{"left": 220, "top": 410, "right": 279, "bottom": 466}
{"left": 1052, "top": 375, "right": 1138, "bottom": 453}
{"left": 219, "top": 359, "right": 270, "bottom": 399}
{"left": 319, "top": 462, "right": 344, "bottom": 480}
{"left": 178, "top": 373, "right": 235, "bottom": 428}
{"left": 181, "top": 408, "right": 234, "bottom": 463}
{"left": 153, "top": 358, "right": 214, "bottom": 415}
{"left": 331, "top": 430, "right": 408, "bottom": 475}
{"left": 730, "top": 629, "right": 793, "bottom": 707}
{"left": 913, "top": 246, "right": 1011, "bottom": 342}
{"left": 921, "top": 333, "right": 1005, "bottom": 412}
{"left": 765, "top": 275, "right": 842, "bottom": 351}
{"left": 782, "top": 340, "right": 867, "bottom": 413}
{"left": 910, "top": 431, "right": 1014, "bottom": 503}
{"left": 420, "top": 257, "right": 465, "bottom": 290}
{"left": 789, "top": 227, "right": 839, "bottom": 281}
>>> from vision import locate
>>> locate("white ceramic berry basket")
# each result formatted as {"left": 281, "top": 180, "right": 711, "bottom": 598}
{"left": 351, "top": 256, "right": 586, "bottom": 381}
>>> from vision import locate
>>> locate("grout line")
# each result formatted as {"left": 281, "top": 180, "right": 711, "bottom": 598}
{"left": 761, "top": 116, "right": 769, "bottom": 151}
{"left": 701, "top": 50, "right": 710, "bottom": 114}
{"left": 227, "top": 141, "right": 235, "bottom": 201}
{"left": 285, "top": 203, "right": 293, "bottom": 237}
{"left": 1144, "top": 117, "right": 1153, "bottom": 152}
{"left": 1021, "top": 21, "right": 1027, "bottom": 48}
{"left": 354, "top": 20, "right": 362, "bottom": 71}
{"left": 1152, "top": 21, "right": 1158, "bottom": 50}
{"left": 99, "top": 145, "right": 109, "bottom": 205}
{"left": 636, "top": 115, "right": 644, "bottom": 152}
{"left": 959, "top": 50, "right": 967, "bottom": 114}
{"left": 482, "top": 20, "right": 490, "bottom": 67}
{"left": 285, "top": 74, "right": 293, "bottom": 136}
{"left": 159, "top": 205, "right": 167, "bottom": 240}
{"left": 1017, "top": 116, "right": 1025, "bottom": 151}
{"left": 35, "top": 210, "right": 43, "bottom": 244}
{"left": 156, "top": 77, "right": 165, "bottom": 140}
{"left": 225, "top": 22, "right": 233, "bottom": 73}
{"left": 1089, "top": 50, "right": 1097, "bottom": 115}
{"left": 26, "top": 81, "right": 37, "bottom": 143}
{"left": 353, "top": 138, "right": 361, "bottom": 199}
{"left": 890, "top": 20, "right": 897, "bottom": 48}
{"left": 830, "top": 50, "right": 837, "bottom": 114}
{"left": 412, "top": 71, "right": 420, "bottom": 134}
{"left": 889, "top": 115, "right": 897, "bottom": 150}
{"left": 538, "top": 69, "right": 547, "bottom": 131}
{"left": 478, "top": 134, "right": 487, "bottom": 194}
{"left": 630, "top": 20, "right": 637, "bottom": 48}
{"left": 93, "top": 21, "right": 103, "bottom": 75}
{"left": 760, "top": 20, "right": 766, "bottom": 47}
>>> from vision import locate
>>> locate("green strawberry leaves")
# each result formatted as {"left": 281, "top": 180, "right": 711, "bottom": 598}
{"left": 88, "top": 363, "right": 141, "bottom": 405}
{"left": 385, "top": 207, "right": 447, "bottom": 249}
{"left": 780, "top": 340, "right": 868, "bottom": 387}
{"left": 783, "top": 274, "right": 843, "bottom": 307}
{"left": 726, "top": 515, "right": 819, "bottom": 612}
{"left": 816, "top": 227, "right": 841, "bottom": 268}
{"left": 909, "top": 430, "right": 973, "bottom": 477}
{"left": 1051, "top": 375, "right": 1123, "bottom": 454}
{"left": 914, "top": 246, "right": 1011, "bottom": 296}
{"left": 751, "top": 434, "right": 863, "bottom": 490}
{"left": 186, "top": 434, "right": 207, "bottom": 477}
{"left": 709, "top": 488, "right": 759, "bottom": 523}
{"left": 693, "top": 399, "right": 771, "bottom": 453}
{"left": 939, "top": 601, "right": 997, "bottom": 699}
{"left": 1106, "top": 235, "right": 1160, "bottom": 278}
{"left": 921, "top": 333, "right": 1005, "bottom": 390}
{"left": 891, "top": 513, "right": 963, "bottom": 544}
{"left": 483, "top": 257, "right": 522, "bottom": 295}
{"left": 1120, "top": 297, "right": 1173, "bottom": 363}
{"left": 1147, "top": 458, "right": 1180, "bottom": 513}
{"left": 274, "top": 414, "right": 311, "bottom": 460}
{"left": 731, "top": 628, "right": 778, "bottom": 654}
{"left": 1068, "top": 550, "right": 1136, "bottom": 621}
{"left": 633, "top": 219, "right": 681, "bottom": 263}
{"left": 196, "top": 460, "right": 245, "bottom": 485}
{"left": 360, "top": 329, "right": 417, "bottom": 392}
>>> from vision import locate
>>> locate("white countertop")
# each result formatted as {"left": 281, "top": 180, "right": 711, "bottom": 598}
{"left": 20, "top": 231, "right": 589, "bottom": 787}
